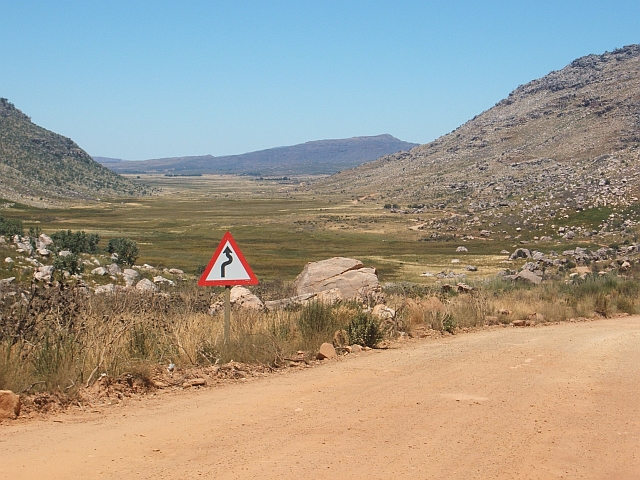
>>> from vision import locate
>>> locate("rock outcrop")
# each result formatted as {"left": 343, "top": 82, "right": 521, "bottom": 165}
{"left": 292, "top": 257, "right": 381, "bottom": 302}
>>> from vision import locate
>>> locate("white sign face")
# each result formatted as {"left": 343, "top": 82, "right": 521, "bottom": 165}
{"left": 198, "top": 231, "right": 258, "bottom": 286}
{"left": 204, "top": 240, "right": 251, "bottom": 282}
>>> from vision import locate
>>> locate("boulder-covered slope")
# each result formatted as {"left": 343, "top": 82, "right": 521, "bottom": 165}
{"left": 0, "top": 99, "right": 148, "bottom": 205}
{"left": 96, "top": 134, "right": 419, "bottom": 176}
{"left": 317, "top": 45, "right": 640, "bottom": 218}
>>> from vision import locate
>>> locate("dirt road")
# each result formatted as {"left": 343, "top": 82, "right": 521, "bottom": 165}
{"left": 2, "top": 317, "right": 640, "bottom": 479}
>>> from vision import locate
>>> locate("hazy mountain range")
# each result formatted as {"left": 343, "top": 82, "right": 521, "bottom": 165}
{"left": 94, "top": 134, "right": 419, "bottom": 176}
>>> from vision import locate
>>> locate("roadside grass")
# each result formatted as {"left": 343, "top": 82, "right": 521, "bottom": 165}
{"left": 0, "top": 283, "right": 364, "bottom": 394}
{"left": 2, "top": 270, "right": 639, "bottom": 397}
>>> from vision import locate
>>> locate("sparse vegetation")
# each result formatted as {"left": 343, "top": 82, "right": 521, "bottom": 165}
{"left": 52, "top": 253, "right": 83, "bottom": 276}
{"left": 346, "top": 310, "right": 383, "bottom": 347}
{"left": 107, "top": 237, "right": 139, "bottom": 266}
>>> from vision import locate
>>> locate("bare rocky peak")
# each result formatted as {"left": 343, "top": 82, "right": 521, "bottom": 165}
{"left": 317, "top": 45, "right": 640, "bottom": 226}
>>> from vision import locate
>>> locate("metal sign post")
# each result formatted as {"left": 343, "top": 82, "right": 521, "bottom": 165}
{"left": 224, "top": 285, "right": 231, "bottom": 344}
{"left": 198, "top": 232, "right": 259, "bottom": 345}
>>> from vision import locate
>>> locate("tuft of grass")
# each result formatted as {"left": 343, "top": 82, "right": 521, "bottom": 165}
{"left": 297, "top": 301, "right": 336, "bottom": 339}
{"left": 346, "top": 311, "right": 383, "bottom": 347}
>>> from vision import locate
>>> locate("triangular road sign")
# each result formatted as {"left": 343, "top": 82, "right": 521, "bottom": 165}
{"left": 198, "top": 231, "right": 258, "bottom": 286}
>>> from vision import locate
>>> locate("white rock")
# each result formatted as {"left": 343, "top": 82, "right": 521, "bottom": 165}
{"left": 136, "top": 278, "right": 158, "bottom": 292}
{"left": 456, "top": 246, "right": 468, "bottom": 252}
{"left": 34, "top": 265, "right": 54, "bottom": 282}
{"left": 123, "top": 268, "right": 139, "bottom": 286}
{"left": 91, "top": 267, "right": 107, "bottom": 276}
{"left": 107, "top": 263, "right": 122, "bottom": 275}
{"left": 153, "top": 275, "right": 175, "bottom": 286}
{"left": 36, "top": 248, "right": 51, "bottom": 256}
{"left": 168, "top": 268, "right": 184, "bottom": 275}
{"left": 5, "top": 257, "right": 14, "bottom": 264}
{"left": 37, "top": 233, "right": 53, "bottom": 248}
{"left": 0, "top": 277, "right": 15, "bottom": 286}
{"left": 16, "top": 242, "right": 33, "bottom": 254}
{"left": 58, "top": 250, "right": 72, "bottom": 257}
{"left": 95, "top": 284, "right": 117, "bottom": 295}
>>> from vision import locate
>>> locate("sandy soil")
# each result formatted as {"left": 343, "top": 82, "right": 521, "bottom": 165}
{"left": 2, "top": 317, "right": 640, "bottom": 479}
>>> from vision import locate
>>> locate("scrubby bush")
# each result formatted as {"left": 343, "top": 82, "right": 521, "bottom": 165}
{"left": 442, "top": 314, "right": 457, "bottom": 334}
{"left": 346, "top": 311, "right": 383, "bottom": 348}
{"left": 107, "top": 237, "right": 139, "bottom": 266}
{"left": 0, "top": 216, "right": 23, "bottom": 237}
{"left": 51, "top": 230, "right": 100, "bottom": 254}
{"left": 53, "top": 253, "right": 84, "bottom": 275}
{"left": 297, "top": 301, "right": 335, "bottom": 339}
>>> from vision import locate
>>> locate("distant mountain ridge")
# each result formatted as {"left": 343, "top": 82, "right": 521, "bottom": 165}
{"left": 0, "top": 99, "right": 148, "bottom": 206}
{"left": 95, "top": 134, "right": 419, "bottom": 175}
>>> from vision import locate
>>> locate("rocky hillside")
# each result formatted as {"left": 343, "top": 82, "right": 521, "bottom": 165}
{"left": 0, "top": 99, "right": 148, "bottom": 205}
{"left": 96, "top": 134, "right": 418, "bottom": 176}
{"left": 317, "top": 45, "right": 640, "bottom": 236}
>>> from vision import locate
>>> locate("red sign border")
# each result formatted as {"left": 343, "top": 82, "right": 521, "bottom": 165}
{"left": 198, "top": 231, "right": 259, "bottom": 287}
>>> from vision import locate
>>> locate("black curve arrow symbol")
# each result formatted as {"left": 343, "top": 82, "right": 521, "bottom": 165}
{"left": 221, "top": 246, "right": 233, "bottom": 278}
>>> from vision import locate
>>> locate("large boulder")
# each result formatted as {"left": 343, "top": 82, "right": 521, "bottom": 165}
{"left": 510, "top": 248, "right": 532, "bottom": 260}
{"left": 292, "top": 257, "right": 381, "bottom": 302}
{"left": 0, "top": 390, "right": 21, "bottom": 419}
{"left": 316, "top": 342, "right": 337, "bottom": 360}
{"left": 515, "top": 269, "right": 542, "bottom": 285}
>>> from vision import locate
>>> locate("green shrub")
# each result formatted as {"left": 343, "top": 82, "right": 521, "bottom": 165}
{"left": 53, "top": 253, "right": 84, "bottom": 275}
{"left": 442, "top": 314, "right": 457, "bottom": 334}
{"left": 51, "top": 230, "right": 100, "bottom": 254}
{"left": 0, "top": 216, "right": 23, "bottom": 237}
{"left": 346, "top": 311, "right": 383, "bottom": 348}
{"left": 107, "top": 237, "right": 139, "bottom": 266}
{"left": 297, "top": 301, "right": 335, "bottom": 339}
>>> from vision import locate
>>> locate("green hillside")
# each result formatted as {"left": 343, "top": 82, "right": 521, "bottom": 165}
{"left": 0, "top": 98, "right": 148, "bottom": 206}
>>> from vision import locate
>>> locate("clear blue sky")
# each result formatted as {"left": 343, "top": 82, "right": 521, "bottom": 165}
{"left": 1, "top": 1, "right": 639, "bottom": 160}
